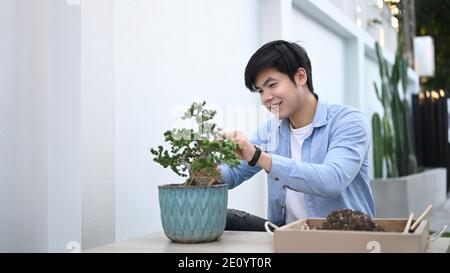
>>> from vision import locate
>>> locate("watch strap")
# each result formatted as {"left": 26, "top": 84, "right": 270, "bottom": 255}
{"left": 248, "top": 145, "right": 262, "bottom": 166}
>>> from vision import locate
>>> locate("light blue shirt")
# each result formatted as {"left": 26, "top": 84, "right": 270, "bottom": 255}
{"left": 220, "top": 99, "right": 375, "bottom": 226}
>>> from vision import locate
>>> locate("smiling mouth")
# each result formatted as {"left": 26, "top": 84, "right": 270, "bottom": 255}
{"left": 268, "top": 102, "right": 282, "bottom": 112}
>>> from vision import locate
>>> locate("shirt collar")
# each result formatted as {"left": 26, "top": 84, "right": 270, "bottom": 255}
{"left": 311, "top": 98, "right": 328, "bottom": 128}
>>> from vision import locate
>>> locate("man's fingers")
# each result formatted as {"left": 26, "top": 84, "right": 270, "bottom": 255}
{"left": 235, "top": 149, "right": 244, "bottom": 160}
{"left": 222, "top": 132, "right": 233, "bottom": 140}
{"left": 215, "top": 132, "right": 244, "bottom": 148}
{"left": 222, "top": 131, "right": 244, "bottom": 140}
{"left": 215, "top": 134, "right": 225, "bottom": 141}
{"left": 215, "top": 131, "right": 235, "bottom": 141}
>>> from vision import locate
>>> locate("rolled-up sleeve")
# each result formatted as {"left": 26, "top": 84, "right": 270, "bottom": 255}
{"left": 269, "top": 111, "right": 369, "bottom": 198}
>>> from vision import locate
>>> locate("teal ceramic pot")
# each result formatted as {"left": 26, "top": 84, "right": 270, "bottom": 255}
{"left": 158, "top": 183, "right": 228, "bottom": 243}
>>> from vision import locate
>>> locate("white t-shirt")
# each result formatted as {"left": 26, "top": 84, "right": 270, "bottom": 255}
{"left": 284, "top": 122, "right": 314, "bottom": 224}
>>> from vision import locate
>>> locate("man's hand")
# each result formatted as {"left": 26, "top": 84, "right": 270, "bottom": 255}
{"left": 222, "top": 131, "right": 256, "bottom": 162}
{"left": 220, "top": 131, "right": 272, "bottom": 172}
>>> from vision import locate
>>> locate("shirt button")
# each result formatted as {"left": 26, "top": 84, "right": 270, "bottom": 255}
{"left": 274, "top": 177, "right": 280, "bottom": 181}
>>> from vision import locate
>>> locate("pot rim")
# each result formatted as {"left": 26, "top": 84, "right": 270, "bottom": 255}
{"left": 158, "top": 183, "right": 228, "bottom": 189}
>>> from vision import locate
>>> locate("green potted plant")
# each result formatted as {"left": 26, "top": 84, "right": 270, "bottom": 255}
{"left": 371, "top": 40, "right": 447, "bottom": 217}
{"left": 150, "top": 101, "right": 240, "bottom": 243}
{"left": 371, "top": 39, "right": 418, "bottom": 179}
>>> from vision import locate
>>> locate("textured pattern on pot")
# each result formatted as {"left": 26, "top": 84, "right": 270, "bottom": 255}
{"left": 158, "top": 183, "right": 228, "bottom": 243}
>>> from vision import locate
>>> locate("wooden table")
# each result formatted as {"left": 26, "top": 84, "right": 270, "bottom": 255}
{"left": 86, "top": 231, "right": 450, "bottom": 253}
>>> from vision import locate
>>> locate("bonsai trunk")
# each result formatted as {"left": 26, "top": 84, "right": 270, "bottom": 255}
{"left": 187, "top": 170, "right": 220, "bottom": 186}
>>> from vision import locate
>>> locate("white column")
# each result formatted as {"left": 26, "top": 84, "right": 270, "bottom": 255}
{"left": 47, "top": 0, "right": 82, "bottom": 252}
{"left": 48, "top": 0, "right": 116, "bottom": 252}
{"left": 81, "top": 0, "right": 116, "bottom": 250}
{"left": 261, "top": 0, "right": 293, "bottom": 43}
{"left": 344, "top": 37, "right": 365, "bottom": 108}
{"left": 0, "top": 0, "right": 50, "bottom": 252}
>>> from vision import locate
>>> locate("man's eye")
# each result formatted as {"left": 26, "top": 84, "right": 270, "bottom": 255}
{"left": 257, "top": 89, "right": 263, "bottom": 94}
{"left": 269, "top": 83, "right": 278, "bottom": 88}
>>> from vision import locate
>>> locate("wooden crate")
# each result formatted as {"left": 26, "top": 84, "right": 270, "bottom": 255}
{"left": 273, "top": 218, "right": 429, "bottom": 253}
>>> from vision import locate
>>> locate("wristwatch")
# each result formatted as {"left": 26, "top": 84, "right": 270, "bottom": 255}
{"left": 248, "top": 145, "right": 263, "bottom": 166}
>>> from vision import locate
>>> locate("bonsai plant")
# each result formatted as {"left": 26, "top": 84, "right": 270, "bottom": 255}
{"left": 150, "top": 101, "right": 240, "bottom": 243}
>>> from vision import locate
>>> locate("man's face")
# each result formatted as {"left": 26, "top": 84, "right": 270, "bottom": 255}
{"left": 254, "top": 67, "right": 307, "bottom": 119}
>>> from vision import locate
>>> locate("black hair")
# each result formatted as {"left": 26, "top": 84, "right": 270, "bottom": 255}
{"left": 244, "top": 40, "right": 314, "bottom": 93}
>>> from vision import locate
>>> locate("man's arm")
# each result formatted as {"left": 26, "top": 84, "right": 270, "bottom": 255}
{"left": 229, "top": 111, "right": 369, "bottom": 198}
{"left": 256, "top": 151, "right": 272, "bottom": 172}
{"left": 267, "top": 111, "right": 369, "bottom": 198}
{"left": 220, "top": 138, "right": 272, "bottom": 188}
{"left": 219, "top": 161, "right": 261, "bottom": 189}
{"left": 219, "top": 119, "right": 274, "bottom": 188}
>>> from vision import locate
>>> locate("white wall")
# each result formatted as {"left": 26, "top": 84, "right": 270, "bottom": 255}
{"left": 113, "top": 0, "right": 264, "bottom": 241}
{"left": 0, "top": 0, "right": 19, "bottom": 252}
{"left": 287, "top": 7, "right": 346, "bottom": 104}
{"left": 1, "top": 0, "right": 266, "bottom": 252}
{"left": 1, "top": 0, "right": 116, "bottom": 252}
{"left": 0, "top": 0, "right": 49, "bottom": 252}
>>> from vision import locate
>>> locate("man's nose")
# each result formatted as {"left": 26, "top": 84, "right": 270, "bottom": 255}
{"left": 262, "top": 91, "right": 274, "bottom": 104}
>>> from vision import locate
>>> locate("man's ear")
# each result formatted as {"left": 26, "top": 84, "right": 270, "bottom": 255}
{"left": 295, "top": 68, "right": 308, "bottom": 86}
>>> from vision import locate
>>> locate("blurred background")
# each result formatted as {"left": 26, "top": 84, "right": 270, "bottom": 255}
{"left": 1, "top": 0, "right": 448, "bottom": 252}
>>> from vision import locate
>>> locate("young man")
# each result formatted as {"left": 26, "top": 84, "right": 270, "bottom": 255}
{"left": 219, "top": 40, "right": 375, "bottom": 231}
